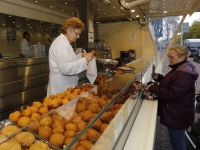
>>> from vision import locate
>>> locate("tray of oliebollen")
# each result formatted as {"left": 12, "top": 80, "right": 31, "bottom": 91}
{"left": 0, "top": 119, "right": 23, "bottom": 143}
{"left": 0, "top": 119, "right": 59, "bottom": 150}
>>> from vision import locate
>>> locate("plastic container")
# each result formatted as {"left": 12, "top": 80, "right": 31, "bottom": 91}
{"left": 30, "top": 44, "right": 41, "bottom": 57}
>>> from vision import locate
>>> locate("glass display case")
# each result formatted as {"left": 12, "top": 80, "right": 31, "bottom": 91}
{"left": 0, "top": 57, "right": 157, "bottom": 150}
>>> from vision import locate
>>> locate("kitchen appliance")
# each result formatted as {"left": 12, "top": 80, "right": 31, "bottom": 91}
{"left": 129, "top": 50, "right": 135, "bottom": 60}
{"left": 120, "top": 51, "right": 131, "bottom": 60}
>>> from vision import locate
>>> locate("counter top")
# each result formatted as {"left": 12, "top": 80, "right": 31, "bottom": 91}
{"left": 123, "top": 99, "right": 158, "bottom": 150}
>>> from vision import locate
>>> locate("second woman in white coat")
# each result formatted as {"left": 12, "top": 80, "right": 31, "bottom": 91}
{"left": 47, "top": 17, "right": 94, "bottom": 96}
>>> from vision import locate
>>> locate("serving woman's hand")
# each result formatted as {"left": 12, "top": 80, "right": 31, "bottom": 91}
{"left": 83, "top": 53, "right": 94, "bottom": 62}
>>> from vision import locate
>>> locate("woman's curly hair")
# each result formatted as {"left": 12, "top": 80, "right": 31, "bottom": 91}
{"left": 60, "top": 17, "right": 85, "bottom": 34}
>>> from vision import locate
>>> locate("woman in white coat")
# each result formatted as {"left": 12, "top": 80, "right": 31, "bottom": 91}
{"left": 47, "top": 17, "right": 94, "bottom": 96}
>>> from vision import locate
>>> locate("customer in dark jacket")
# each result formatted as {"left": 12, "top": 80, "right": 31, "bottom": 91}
{"left": 147, "top": 46, "right": 199, "bottom": 150}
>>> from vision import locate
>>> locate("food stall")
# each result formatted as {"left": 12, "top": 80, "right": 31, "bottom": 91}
{"left": 0, "top": 0, "right": 199, "bottom": 149}
{"left": 0, "top": 56, "right": 158, "bottom": 150}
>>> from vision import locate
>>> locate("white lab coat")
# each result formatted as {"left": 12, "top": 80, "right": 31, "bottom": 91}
{"left": 47, "top": 34, "right": 87, "bottom": 96}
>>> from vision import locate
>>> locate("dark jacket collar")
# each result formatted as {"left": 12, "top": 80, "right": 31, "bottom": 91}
{"left": 169, "top": 59, "right": 187, "bottom": 70}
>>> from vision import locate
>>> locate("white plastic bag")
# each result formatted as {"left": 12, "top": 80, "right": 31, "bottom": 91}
{"left": 86, "top": 57, "right": 97, "bottom": 84}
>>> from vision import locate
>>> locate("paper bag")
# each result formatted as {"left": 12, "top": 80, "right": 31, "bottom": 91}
{"left": 86, "top": 57, "right": 97, "bottom": 84}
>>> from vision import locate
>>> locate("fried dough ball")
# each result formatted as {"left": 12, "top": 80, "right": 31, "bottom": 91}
{"left": 89, "top": 118, "right": 102, "bottom": 130}
{"left": 52, "top": 113, "right": 63, "bottom": 121}
{"left": 21, "top": 109, "right": 32, "bottom": 117}
{"left": 38, "top": 126, "right": 52, "bottom": 140}
{"left": 68, "top": 142, "right": 80, "bottom": 150}
{"left": 100, "top": 111, "right": 112, "bottom": 123}
{"left": 79, "top": 140, "right": 93, "bottom": 150}
{"left": 84, "top": 97, "right": 93, "bottom": 105}
{"left": 87, "top": 92, "right": 93, "bottom": 98}
{"left": 101, "top": 94, "right": 108, "bottom": 99}
{"left": 32, "top": 101, "right": 43, "bottom": 108}
{"left": 76, "top": 145, "right": 86, "bottom": 150}
{"left": 64, "top": 130, "right": 77, "bottom": 138}
{"left": 75, "top": 103, "right": 86, "bottom": 113}
{"left": 69, "top": 94, "right": 78, "bottom": 100}
{"left": 49, "top": 133, "right": 65, "bottom": 147}
{"left": 67, "top": 87, "right": 73, "bottom": 92}
{"left": 74, "top": 89, "right": 81, "bottom": 94}
{"left": 17, "top": 117, "right": 32, "bottom": 127}
{"left": 39, "top": 116, "right": 53, "bottom": 126}
{"left": 107, "top": 99, "right": 112, "bottom": 103}
{"left": 14, "top": 132, "right": 35, "bottom": 146}
{"left": 98, "top": 98, "right": 108, "bottom": 108}
{"left": 0, "top": 140, "right": 21, "bottom": 150}
{"left": 1, "top": 125, "right": 19, "bottom": 136}
{"left": 9, "top": 111, "right": 21, "bottom": 123}
{"left": 79, "top": 91, "right": 86, "bottom": 95}
{"left": 97, "top": 107, "right": 102, "bottom": 113}
{"left": 48, "top": 98, "right": 62, "bottom": 109}
{"left": 72, "top": 115, "right": 83, "bottom": 124}
{"left": 28, "top": 121, "right": 40, "bottom": 133}
{"left": 77, "top": 121, "right": 87, "bottom": 131}
{"left": 81, "top": 110, "right": 93, "bottom": 122}
{"left": 93, "top": 95, "right": 100, "bottom": 101}
{"left": 52, "top": 120, "right": 64, "bottom": 128}
{"left": 75, "top": 85, "right": 81, "bottom": 89}
{"left": 112, "top": 109, "right": 120, "bottom": 117}
{"left": 86, "top": 129, "right": 100, "bottom": 142}
{"left": 78, "top": 97, "right": 88, "bottom": 106}
{"left": 64, "top": 90, "right": 71, "bottom": 96}
{"left": 56, "top": 92, "right": 65, "bottom": 99}
{"left": 79, "top": 133, "right": 88, "bottom": 141}
{"left": 114, "top": 104, "right": 120, "bottom": 109}
{"left": 87, "top": 103, "right": 99, "bottom": 113}
{"left": 108, "top": 105, "right": 115, "bottom": 111}
{"left": 62, "top": 98, "right": 69, "bottom": 105}
{"left": 31, "top": 112, "right": 41, "bottom": 121}
{"left": 49, "top": 94, "right": 56, "bottom": 99}
{"left": 0, "top": 134, "right": 5, "bottom": 140}
{"left": 38, "top": 107, "right": 48, "bottom": 116}
{"left": 49, "top": 109, "right": 55, "bottom": 112}
{"left": 29, "top": 142, "right": 50, "bottom": 150}
{"left": 27, "top": 106, "right": 39, "bottom": 113}
{"left": 64, "top": 137, "right": 73, "bottom": 146}
{"left": 65, "top": 123, "right": 78, "bottom": 133}
{"left": 43, "top": 98, "right": 52, "bottom": 107}
{"left": 100, "top": 123, "right": 108, "bottom": 133}
{"left": 52, "top": 126, "right": 65, "bottom": 134}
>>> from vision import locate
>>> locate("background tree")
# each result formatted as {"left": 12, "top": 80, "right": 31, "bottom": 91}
{"left": 173, "top": 34, "right": 181, "bottom": 44}
{"left": 183, "top": 21, "right": 200, "bottom": 39}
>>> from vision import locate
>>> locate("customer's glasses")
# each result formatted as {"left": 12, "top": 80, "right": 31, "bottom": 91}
{"left": 167, "top": 54, "right": 175, "bottom": 59}
{"left": 73, "top": 30, "right": 81, "bottom": 37}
